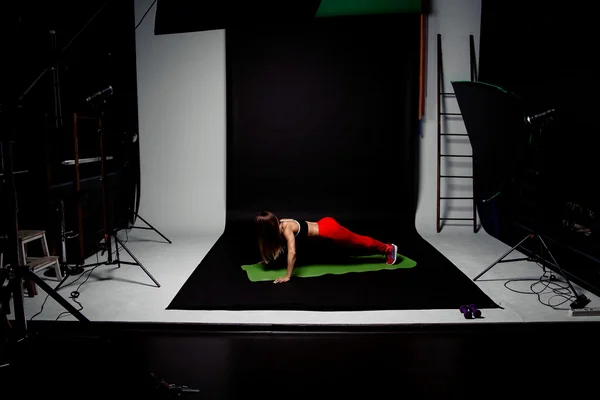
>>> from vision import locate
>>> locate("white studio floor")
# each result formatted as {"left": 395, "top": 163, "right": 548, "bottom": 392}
{"left": 14, "top": 224, "right": 600, "bottom": 326}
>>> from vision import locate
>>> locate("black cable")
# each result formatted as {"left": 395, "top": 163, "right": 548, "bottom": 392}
{"left": 54, "top": 230, "right": 131, "bottom": 321}
{"left": 54, "top": 252, "right": 102, "bottom": 321}
{"left": 29, "top": 224, "right": 133, "bottom": 321}
{"left": 530, "top": 274, "right": 573, "bottom": 309}
{"left": 29, "top": 293, "right": 51, "bottom": 321}
{"left": 54, "top": 266, "right": 99, "bottom": 321}
{"left": 504, "top": 278, "right": 573, "bottom": 310}
{"left": 503, "top": 268, "right": 576, "bottom": 311}
{"left": 30, "top": 258, "right": 99, "bottom": 321}
{"left": 30, "top": 250, "right": 101, "bottom": 321}
{"left": 135, "top": 0, "right": 158, "bottom": 30}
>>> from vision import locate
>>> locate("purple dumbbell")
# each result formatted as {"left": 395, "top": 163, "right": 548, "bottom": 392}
{"left": 460, "top": 304, "right": 482, "bottom": 319}
{"left": 459, "top": 305, "right": 473, "bottom": 319}
{"left": 469, "top": 304, "right": 482, "bottom": 318}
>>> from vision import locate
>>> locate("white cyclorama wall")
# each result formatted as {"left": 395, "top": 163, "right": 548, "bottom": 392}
{"left": 416, "top": 0, "right": 482, "bottom": 234}
{"left": 134, "top": 0, "right": 480, "bottom": 237}
{"left": 134, "top": 0, "right": 226, "bottom": 237}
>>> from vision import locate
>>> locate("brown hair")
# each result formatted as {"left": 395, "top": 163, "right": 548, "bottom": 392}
{"left": 255, "top": 211, "right": 284, "bottom": 264}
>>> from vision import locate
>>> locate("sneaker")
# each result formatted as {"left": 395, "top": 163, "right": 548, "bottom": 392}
{"left": 386, "top": 244, "right": 398, "bottom": 265}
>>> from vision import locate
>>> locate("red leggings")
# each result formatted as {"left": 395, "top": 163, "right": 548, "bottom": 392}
{"left": 317, "top": 217, "right": 389, "bottom": 254}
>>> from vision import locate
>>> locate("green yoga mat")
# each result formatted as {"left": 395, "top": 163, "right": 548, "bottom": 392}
{"left": 241, "top": 254, "right": 417, "bottom": 282}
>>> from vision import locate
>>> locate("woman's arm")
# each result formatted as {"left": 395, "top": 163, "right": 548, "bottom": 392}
{"left": 274, "top": 226, "right": 296, "bottom": 283}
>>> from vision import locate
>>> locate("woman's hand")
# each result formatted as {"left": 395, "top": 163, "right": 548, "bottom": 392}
{"left": 274, "top": 275, "right": 291, "bottom": 284}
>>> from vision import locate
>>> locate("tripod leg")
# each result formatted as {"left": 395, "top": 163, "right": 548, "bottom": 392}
{"left": 130, "top": 209, "right": 172, "bottom": 244}
{"left": 473, "top": 234, "right": 533, "bottom": 281}
{"left": 114, "top": 236, "right": 160, "bottom": 287}
{"left": 10, "top": 271, "right": 27, "bottom": 336}
{"left": 53, "top": 267, "right": 72, "bottom": 292}
{"left": 115, "top": 234, "right": 121, "bottom": 268}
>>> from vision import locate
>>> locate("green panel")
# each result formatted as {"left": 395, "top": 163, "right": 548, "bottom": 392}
{"left": 316, "top": 0, "right": 423, "bottom": 17}
{"left": 241, "top": 254, "right": 417, "bottom": 282}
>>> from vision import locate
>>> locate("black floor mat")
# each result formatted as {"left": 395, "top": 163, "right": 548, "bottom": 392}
{"left": 166, "top": 16, "right": 500, "bottom": 312}
{"left": 167, "top": 227, "right": 499, "bottom": 311}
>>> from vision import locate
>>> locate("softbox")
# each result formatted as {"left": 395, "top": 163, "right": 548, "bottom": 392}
{"left": 451, "top": 81, "right": 531, "bottom": 234}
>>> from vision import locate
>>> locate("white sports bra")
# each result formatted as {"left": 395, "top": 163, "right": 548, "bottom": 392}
{"left": 280, "top": 219, "right": 301, "bottom": 237}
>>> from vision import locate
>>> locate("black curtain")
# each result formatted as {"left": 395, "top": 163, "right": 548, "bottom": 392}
{"left": 223, "top": 14, "right": 421, "bottom": 270}
{"left": 226, "top": 15, "right": 419, "bottom": 231}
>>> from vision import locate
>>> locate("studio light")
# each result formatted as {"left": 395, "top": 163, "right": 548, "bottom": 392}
{"left": 452, "top": 80, "right": 591, "bottom": 309}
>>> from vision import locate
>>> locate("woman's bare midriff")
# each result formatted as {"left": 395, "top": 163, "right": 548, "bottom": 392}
{"left": 306, "top": 221, "right": 319, "bottom": 236}
{"left": 279, "top": 219, "right": 319, "bottom": 237}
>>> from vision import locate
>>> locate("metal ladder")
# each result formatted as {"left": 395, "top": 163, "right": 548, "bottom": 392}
{"left": 436, "top": 34, "right": 478, "bottom": 233}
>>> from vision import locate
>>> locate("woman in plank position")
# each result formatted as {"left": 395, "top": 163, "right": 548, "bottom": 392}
{"left": 255, "top": 211, "right": 398, "bottom": 283}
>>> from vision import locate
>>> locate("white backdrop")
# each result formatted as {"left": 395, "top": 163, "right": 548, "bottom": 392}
{"left": 416, "top": 0, "right": 483, "bottom": 233}
{"left": 133, "top": 0, "right": 482, "bottom": 237}
{"left": 134, "top": 0, "right": 226, "bottom": 237}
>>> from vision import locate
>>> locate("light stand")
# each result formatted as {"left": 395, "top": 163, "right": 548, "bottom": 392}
{"left": 122, "top": 208, "right": 172, "bottom": 244}
{"left": 472, "top": 110, "right": 590, "bottom": 309}
{"left": 451, "top": 81, "right": 592, "bottom": 310}
{"left": 76, "top": 92, "right": 162, "bottom": 288}
{"left": 472, "top": 232, "right": 591, "bottom": 309}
